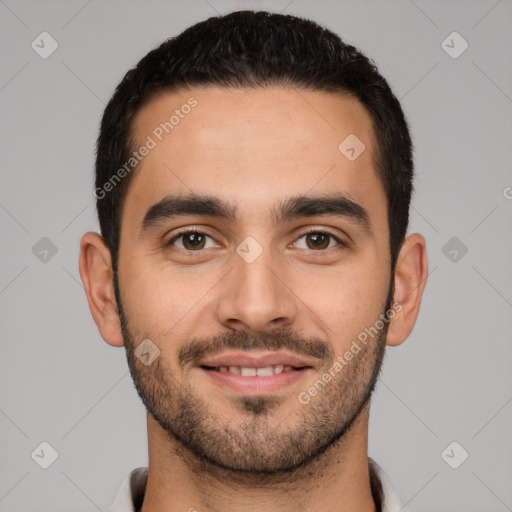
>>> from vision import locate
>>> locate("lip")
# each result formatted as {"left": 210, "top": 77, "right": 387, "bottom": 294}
{"left": 198, "top": 365, "right": 312, "bottom": 394}
{"left": 198, "top": 351, "right": 314, "bottom": 369}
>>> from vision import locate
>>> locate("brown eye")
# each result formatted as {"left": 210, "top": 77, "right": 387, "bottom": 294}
{"left": 294, "top": 231, "right": 344, "bottom": 251}
{"left": 306, "top": 232, "right": 330, "bottom": 250}
{"left": 168, "top": 230, "right": 215, "bottom": 251}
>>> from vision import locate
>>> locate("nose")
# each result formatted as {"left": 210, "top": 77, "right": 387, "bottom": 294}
{"left": 214, "top": 245, "right": 298, "bottom": 333}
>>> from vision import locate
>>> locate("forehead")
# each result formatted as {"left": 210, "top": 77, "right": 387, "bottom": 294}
{"left": 125, "top": 86, "right": 385, "bottom": 228}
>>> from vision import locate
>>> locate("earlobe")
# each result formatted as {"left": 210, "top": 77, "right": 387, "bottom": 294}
{"left": 386, "top": 233, "right": 428, "bottom": 347}
{"left": 78, "top": 232, "right": 125, "bottom": 347}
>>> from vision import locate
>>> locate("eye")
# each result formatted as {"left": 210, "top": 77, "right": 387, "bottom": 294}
{"left": 167, "top": 229, "right": 218, "bottom": 251}
{"left": 293, "top": 230, "right": 345, "bottom": 251}
{"left": 166, "top": 228, "right": 346, "bottom": 253}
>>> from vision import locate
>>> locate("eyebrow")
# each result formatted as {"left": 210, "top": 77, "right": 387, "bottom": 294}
{"left": 138, "top": 192, "right": 372, "bottom": 237}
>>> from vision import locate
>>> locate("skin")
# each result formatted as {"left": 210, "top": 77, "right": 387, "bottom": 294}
{"left": 79, "top": 86, "right": 428, "bottom": 512}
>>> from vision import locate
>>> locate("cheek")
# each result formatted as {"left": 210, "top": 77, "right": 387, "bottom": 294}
{"left": 119, "top": 256, "right": 217, "bottom": 335}
{"left": 297, "top": 256, "right": 389, "bottom": 343}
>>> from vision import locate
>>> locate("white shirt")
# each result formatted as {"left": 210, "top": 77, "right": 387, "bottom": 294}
{"left": 106, "top": 457, "right": 411, "bottom": 512}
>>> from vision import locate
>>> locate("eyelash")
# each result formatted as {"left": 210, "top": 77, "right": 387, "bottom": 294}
{"left": 166, "top": 228, "right": 347, "bottom": 253}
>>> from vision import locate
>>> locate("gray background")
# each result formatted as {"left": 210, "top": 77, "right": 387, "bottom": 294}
{"left": 1, "top": 0, "right": 511, "bottom": 510}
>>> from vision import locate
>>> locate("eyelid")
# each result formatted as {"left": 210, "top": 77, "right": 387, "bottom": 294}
{"left": 167, "top": 227, "right": 218, "bottom": 247}
{"left": 292, "top": 227, "right": 347, "bottom": 250}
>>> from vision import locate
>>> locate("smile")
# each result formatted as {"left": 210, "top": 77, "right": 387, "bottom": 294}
{"left": 200, "top": 364, "right": 298, "bottom": 376}
{"left": 198, "top": 364, "right": 312, "bottom": 394}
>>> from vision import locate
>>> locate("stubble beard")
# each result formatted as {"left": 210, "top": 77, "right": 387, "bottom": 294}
{"left": 115, "top": 271, "right": 392, "bottom": 478}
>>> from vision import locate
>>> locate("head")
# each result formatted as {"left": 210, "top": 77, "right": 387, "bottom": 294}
{"left": 80, "top": 10, "right": 427, "bottom": 475}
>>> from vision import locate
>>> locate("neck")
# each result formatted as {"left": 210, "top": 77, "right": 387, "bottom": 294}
{"left": 140, "top": 404, "right": 377, "bottom": 512}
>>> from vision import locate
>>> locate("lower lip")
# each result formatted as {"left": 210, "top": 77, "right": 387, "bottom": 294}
{"left": 198, "top": 367, "right": 311, "bottom": 394}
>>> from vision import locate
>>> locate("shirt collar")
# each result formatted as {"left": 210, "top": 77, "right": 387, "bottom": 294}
{"left": 106, "top": 457, "right": 410, "bottom": 512}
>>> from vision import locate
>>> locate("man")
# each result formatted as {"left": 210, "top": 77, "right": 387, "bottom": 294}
{"left": 79, "top": 10, "right": 428, "bottom": 512}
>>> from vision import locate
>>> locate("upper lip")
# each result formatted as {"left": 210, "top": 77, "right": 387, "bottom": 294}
{"left": 198, "top": 351, "right": 314, "bottom": 369}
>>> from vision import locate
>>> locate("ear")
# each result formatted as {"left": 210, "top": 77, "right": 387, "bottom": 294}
{"left": 78, "top": 232, "right": 124, "bottom": 347}
{"left": 386, "top": 233, "right": 428, "bottom": 347}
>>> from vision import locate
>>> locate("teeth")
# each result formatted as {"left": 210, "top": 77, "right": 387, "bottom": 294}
{"left": 213, "top": 364, "right": 294, "bottom": 376}
{"left": 273, "top": 364, "right": 284, "bottom": 374}
{"left": 256, "top": 366, "right": 273, "bottom": 377}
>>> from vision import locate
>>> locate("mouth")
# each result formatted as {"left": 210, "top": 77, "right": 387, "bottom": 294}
{"left": 196, "top": 351, "right": 315, "bottom": 394}
{"left": 200, "top": 363, "right": 306, "bottom": 376}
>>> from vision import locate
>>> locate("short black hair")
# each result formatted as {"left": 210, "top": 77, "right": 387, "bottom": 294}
{"left": 95, "top": 10, "right": 414, "bottom": 274}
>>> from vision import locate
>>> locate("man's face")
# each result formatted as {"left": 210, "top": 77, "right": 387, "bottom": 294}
{"left": 116, "top": 87, "right": 392, "bottom": 473}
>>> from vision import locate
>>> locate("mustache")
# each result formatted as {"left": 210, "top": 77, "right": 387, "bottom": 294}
{"left": 178, "top": 328, "right": 334, "bottom": 367}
